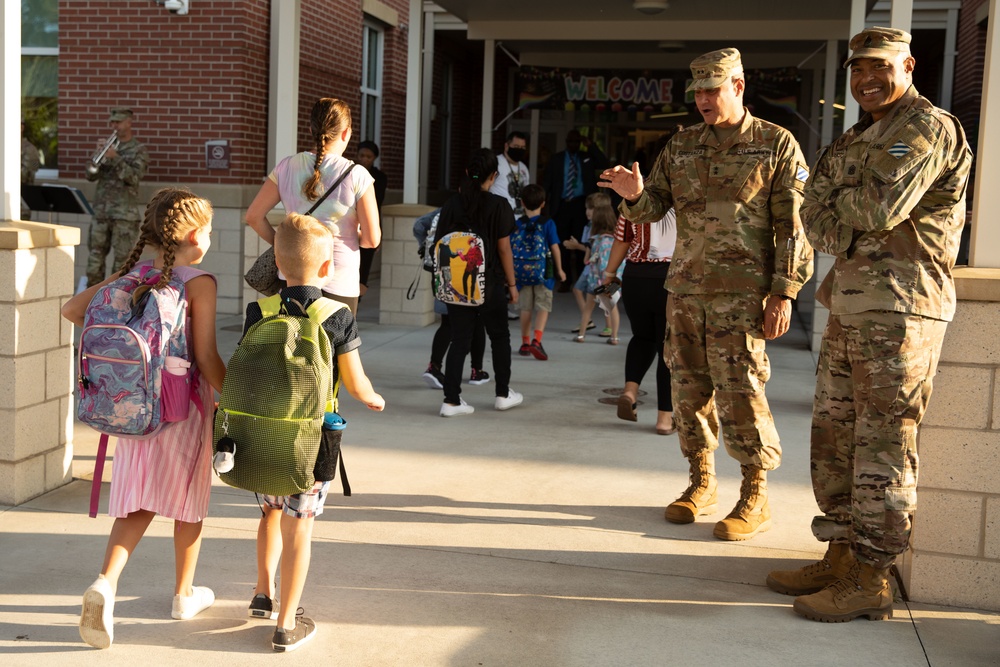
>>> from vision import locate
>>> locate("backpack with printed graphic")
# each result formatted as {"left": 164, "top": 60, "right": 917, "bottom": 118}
{"left": 78, "top": 263, "right": 207, "bottom": 517}
{"left": 433, "top": 230, "right": 487, "bottom": 306}
{"left": 511, "top": 216, "right": 550, "bottom": 285}
{"left": 213, "top": 295, "right": 346, "bottom": 496}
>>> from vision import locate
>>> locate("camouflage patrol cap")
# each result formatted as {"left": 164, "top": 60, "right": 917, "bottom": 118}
{"left": 109, "top": 108, "right": 133, "bottom": 122}
{"left": 686, "top": 48, "right": 744, "bottom": 92}
{"left": 844, "top": 27, "right": 912, "bottom": 67}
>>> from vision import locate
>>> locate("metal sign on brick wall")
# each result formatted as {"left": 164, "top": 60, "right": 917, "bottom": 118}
{"left": 205, "top": 140, "right": 230, "bottom": 170}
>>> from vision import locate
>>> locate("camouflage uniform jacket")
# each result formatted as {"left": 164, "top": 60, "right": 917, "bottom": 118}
{"left": 620, "top": 109, "right": 813, "bottom": 297}
{"left": 86, "top": 137, "right": 149, "bottom": 222}
{"left": 803, "top": 87, "right": 972, "bottom": 321}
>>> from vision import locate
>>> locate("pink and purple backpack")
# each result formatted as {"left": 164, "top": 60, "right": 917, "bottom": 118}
{"left": 77, "top": 262, "right": 207, "bottom": 516}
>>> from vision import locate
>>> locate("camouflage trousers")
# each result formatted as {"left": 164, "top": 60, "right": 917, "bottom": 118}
{"left": 664, "top": 292, "right": 781, "bottom": 469}
{"left": 810, "top": 311, "right": 947, "bottom": 568}
{"left": 87, "top": 216, "right": 140, "bottom": 286}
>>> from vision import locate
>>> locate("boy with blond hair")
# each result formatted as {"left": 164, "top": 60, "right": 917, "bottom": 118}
{"left": 243, "top": 213, "right": 385, "bottom": 651}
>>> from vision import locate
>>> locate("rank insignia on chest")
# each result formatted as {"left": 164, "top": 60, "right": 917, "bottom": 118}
{"left": 710, "top": 165, "right": 723, "bottom": 178}
{"left": 887, "top": 141, "right": 911, "bottom": 158}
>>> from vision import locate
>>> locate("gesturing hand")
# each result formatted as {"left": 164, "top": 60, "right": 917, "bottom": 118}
{"left": 598, "top": 162, "right": 644, "bottom": 201}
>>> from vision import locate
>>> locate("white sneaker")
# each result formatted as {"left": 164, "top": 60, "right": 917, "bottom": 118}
{"left": 172, "top": 585, "right": 215, "bottom": 620}
{"left": 440, "top": 399, "right": 474, "bottom": 417}
{"left": 80, "top": 575, "right": 115, "bottom": 649}
{"left": 495, "top": 389, "right": 524, "bottom": 411}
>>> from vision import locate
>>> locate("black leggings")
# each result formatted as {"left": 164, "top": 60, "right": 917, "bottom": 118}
{"left": 621, "top": 263, "right": 672, "bottom": 412}
{"left": 444, "top": 281, "right": 511, "bottom": 404}
{"left": 431, "top": 312, "right": 485, "bottom": 370}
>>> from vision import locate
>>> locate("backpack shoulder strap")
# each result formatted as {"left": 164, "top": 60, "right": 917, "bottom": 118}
{"left": 306, "top": 297, "right": 348, "bottom": 413}
{"left": 257, "top": 294, "right": 283, "bottom": 318}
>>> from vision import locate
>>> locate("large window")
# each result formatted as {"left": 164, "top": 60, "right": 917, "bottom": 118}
{"left": 22, "top": 0, "right": 59, "bottom": 174}
{"left": 360, "top": 21, "right": 383, "bottom": 147}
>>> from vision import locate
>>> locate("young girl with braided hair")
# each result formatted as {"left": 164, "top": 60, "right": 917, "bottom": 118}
{"left": 62, "top": 187, "right": 226, "bottom": 649}
{"left": 247, "top": 97, "right": 380, "bottom": 313}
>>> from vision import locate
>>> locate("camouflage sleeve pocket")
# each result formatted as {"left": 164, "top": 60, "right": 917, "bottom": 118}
{"left": 884, "top": 485, "right": 917, "bottom": 512}
{"left": 869, "top": 132, "right": 933, "bottom": 183}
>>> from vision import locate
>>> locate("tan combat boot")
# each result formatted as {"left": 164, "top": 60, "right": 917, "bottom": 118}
{"left": 712, "top": 464, "right": 771, "bottom": 540}
{"left": 664, "top": 450, "right": 718, "bottom": 524}
{"left": 792, "top": 561, "right": 893, "bottom": 622}
{"left": 766, "top": 542, "right": 854, "bottom": 595}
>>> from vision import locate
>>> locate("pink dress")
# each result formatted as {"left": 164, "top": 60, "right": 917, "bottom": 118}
{"left": 107, "top": 265, "right": 215, "bottom": 523}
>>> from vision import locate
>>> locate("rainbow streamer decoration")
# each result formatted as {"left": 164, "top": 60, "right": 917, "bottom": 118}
{"left": 517, "top": 91, "right": 555, "bottom": 109}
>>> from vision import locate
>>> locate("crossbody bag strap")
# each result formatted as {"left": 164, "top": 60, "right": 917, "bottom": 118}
{"left": 305, "top": 161, "right": 356, "bottom": 216}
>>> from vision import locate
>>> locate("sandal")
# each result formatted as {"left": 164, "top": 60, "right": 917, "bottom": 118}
{"left": 574, "top": 334, "right": 585, "bottom": 343}
{"left": 607, "top": 337, "right": 619, "bottom": 345}
{"left": 617, "top": 394, "right": 638, "bottom": 422}
{"left": 598, "top": 327, "right": 613, "bottom": 338}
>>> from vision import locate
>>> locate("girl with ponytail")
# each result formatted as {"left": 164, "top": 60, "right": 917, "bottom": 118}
{"left": 246, "top": 98, "right": 380, "bottom": 313}
{"left": 432, "top": 147, "right": 523, "bottom": 417}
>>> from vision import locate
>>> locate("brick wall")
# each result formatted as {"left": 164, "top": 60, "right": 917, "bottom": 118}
{"left": 58, "top": 0, "right": 271, "bottom": 185}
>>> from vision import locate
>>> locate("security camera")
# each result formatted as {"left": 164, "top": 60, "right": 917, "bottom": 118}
{"left": 162, "top": 0, "right": 189, "bottom": 14}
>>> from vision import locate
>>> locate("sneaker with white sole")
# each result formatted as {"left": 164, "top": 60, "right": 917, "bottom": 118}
{"left": 468, "top": 368, "right": 491, "bottom": 385}
{"left": 171, "top": 585, "right": 215, "bottom": 620}
{"left": 79, "top": 575, "right": 115, "bottom": 649}
{"left": 272, "top": 614, "right": 317, "bottom": 652}
{"left": 440, "top": 398, "right": 475, "bottom": 417}
{"left": 422, "top": 364, "right": 445, "bottom": 389}
{"left": 248, "top": 593, "right": 278, "bottom": 620}
{"left": 495, "top": 389, "right": 524, "bottom": 411}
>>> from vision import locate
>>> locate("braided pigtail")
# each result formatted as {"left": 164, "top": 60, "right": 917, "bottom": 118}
{"left": 125, "top": 188, "right": 213, "bottom": 291}
{"left": 302, "top": 98, "right": 353, "bottom": 201}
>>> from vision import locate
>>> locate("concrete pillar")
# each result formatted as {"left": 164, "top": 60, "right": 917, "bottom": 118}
{"left": 970, "top": 0, "right": 1000, "bottom": 269}
{"left": 3, "top": 0, "right": 21, "bottom": 222}
{"left": 842, "top": 0, "right": 867, "bottom": 128}
{"left": 267, "top": 0, "right": 300, "bottom": 171}
{"left": 889, "top": 0, "right": 913, "bottom": 32}
{"left": 377, "top": 203, "right": 436, "bottom": 326}
{"left": 898, "top": 268, "right": 1000, "bottom": 612}
{"left": 403, "top": 0, "right": 422, "bottom": 204}
{"left": 419, "top": 7, "right": 435, "bottom": 204}
{"left": 0, "top": 222, "right": 82, "bottom": 505}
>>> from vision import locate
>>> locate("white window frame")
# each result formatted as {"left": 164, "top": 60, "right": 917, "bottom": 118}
{"left": 360, "top": 20, "right": 384, "bottom": 152}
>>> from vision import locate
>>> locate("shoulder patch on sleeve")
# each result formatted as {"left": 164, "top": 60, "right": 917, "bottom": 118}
{"left": 887, "top": 141, "right": 912, "bottom": 158}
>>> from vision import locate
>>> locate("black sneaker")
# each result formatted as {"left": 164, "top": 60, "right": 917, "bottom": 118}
{"left": 529, "top": 340, "right": 548, "bottom": 361}
{"left": 422, "top": 364, "right": 445, "bottom": 389}
{"left": 468, "top": 368, "right": 491, "bottom": 385}
{"left": 518, "top": 343, "right": 532, "bottom": 356}
{"left": 272, "top": 614, "right": 317, "bottom": 652}
{"left": 248, "top": 593, "right": 277, "bottom": 620}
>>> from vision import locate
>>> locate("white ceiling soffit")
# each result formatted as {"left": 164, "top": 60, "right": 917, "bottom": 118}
{"left": 429, "top": 0, "right": 959, "bottom": 69}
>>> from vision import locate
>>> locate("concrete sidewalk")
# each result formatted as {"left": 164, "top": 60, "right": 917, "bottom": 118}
{"left": 1, "top": 289, "right": 997, "bottom": 665}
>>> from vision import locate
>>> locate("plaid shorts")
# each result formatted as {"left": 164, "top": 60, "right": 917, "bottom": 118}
{"left": 261, "top": 480, "right": 330, "bottom": 519}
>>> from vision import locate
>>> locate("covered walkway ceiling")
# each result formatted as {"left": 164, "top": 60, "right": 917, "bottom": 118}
{"left": 429, "top": 0, "right": 957, "bottom": 69}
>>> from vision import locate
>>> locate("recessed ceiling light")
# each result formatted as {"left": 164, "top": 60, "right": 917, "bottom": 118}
{"left": 634, "top": 1, "right": 669, "bottom": 16}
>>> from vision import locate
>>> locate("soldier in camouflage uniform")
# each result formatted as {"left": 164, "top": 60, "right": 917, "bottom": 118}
{"left": 85, "top": 108, "right": 149, "bottom": 286}
{"left": 600, "top": 49, "right": 814, "bottom": 541}
{"left": 766, "top": 28, "right": 972, "bottom": 623}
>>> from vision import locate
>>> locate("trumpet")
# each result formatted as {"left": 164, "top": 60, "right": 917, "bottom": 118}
{"left": 86, "top": 131, "right": 120, "bottom": 175}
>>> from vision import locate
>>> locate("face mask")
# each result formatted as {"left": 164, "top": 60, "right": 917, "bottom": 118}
{"left": 507, "top": 147, "right": 527, "bottom": 163}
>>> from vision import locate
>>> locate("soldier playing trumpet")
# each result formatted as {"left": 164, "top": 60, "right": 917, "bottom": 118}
{"left": 85, "top": 107, "right": 149, "bottom": 287}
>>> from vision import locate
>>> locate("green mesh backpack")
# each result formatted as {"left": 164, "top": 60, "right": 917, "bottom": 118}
{"left": 213, "top": 294, "right": 344, "bottom": 496}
